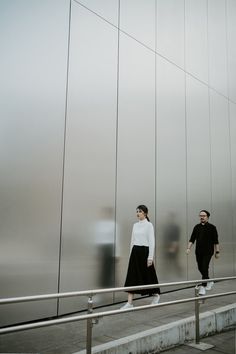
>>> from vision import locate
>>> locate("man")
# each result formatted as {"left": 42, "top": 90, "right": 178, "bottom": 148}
{"left": 186, "top": 210, "right": 220, "bottom": 295}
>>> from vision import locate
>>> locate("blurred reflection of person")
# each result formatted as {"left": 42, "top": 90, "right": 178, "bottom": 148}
{"left": 186, "top": 210, "right": 220, "bottom": 295}
{"left": 163, "top": 212, "right": 181, "bottom": 276}
{"left": 95, "top": 207, "right": 115, "bottom": 288}
{"left": 121, "top": 205, "right": 160, "bottom": 309}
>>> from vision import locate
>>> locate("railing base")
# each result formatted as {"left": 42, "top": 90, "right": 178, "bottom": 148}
{"left": 186, "top": 342, "right": 214, "bottom": 351}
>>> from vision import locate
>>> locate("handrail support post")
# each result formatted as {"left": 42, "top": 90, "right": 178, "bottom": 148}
{"left": 194, "top": 286, "right": 200, "bottom": 344}
{"left": 86, "top": 295, "right": 93, "bottom": 354}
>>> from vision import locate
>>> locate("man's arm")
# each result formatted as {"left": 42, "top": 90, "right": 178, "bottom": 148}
{"left": 214, "top": 242, "right": 220, "bottom": 258}
{"left": 186, "top": 241, "right": 193, "bottom": 255}
{"left": 186, "top": 225, "right": 197, "bottom": 254}
{"left": 213, "top": 226, "right": 220, "bottom": 258}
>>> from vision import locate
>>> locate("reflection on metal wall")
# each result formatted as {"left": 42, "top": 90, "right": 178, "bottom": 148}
{"left": 185, "top": 76, "right": 211, "bottom": 281}
{"left": 0, "top": 0, "right": 235, "bottom": 325}
{"left": 0, "top": 0, "right": 69, "bottom": 326}
{"left": 227, "top": 0, "right": 236, "bottom": 102}
{"left": 210, "top": 91, "right": 233, "bottom": 276}
{"left": 156, "top": 57, "right": 186, "bottom": 281}
{"left": 58, "top": 1, "right": 118, "bottom": 314}
{"left": 115, "top": 31, "right": 156, "bottom": 303}
{"left": 230, "top": 103, "right": 236, "bottom": 273}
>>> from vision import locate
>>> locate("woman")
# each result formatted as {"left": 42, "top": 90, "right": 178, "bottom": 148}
{"left": 121, "top": 205, "right": 160, "bottom": 309}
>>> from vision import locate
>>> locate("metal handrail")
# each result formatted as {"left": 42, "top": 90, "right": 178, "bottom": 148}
{"left": 0, "top": 276, "right": 236, "bottom": 354}
{"left": 0, "top": 290, "right": 235, "bottom": 333}
{"left": 0, "top": 276, "right": 235, "bottom": 304}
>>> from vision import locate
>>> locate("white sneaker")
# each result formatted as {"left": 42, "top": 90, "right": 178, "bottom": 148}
{"left": 206, "top": 281, "right": 214, "bottom": 290}
{"left": 198, "top": 286, "right": 206, "bottom": 295}
{"left": 120, "top": 302, "right": 134, "bottom": 309}
{"left": 151, "top": 294, "right": 160, "bottom": 305}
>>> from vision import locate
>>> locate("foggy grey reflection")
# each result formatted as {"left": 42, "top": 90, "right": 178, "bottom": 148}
{"left": 162, "top": 212, "right": 182, "bottom": 277}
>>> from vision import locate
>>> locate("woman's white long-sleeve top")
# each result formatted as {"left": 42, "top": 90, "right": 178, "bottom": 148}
{"left": 130, "top": 218, "right": 155, "bottom": 260}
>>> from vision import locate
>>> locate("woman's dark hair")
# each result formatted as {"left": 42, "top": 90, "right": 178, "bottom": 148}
{"left": 200, "top": 209, "right": 210, "bottom": 218}
{"left": 137, "top": 205, "right": 150, "bottom": 222}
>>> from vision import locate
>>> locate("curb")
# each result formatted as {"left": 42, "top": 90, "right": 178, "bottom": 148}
{"left": 75, "top": 303, "right": 236, "bottom": 354}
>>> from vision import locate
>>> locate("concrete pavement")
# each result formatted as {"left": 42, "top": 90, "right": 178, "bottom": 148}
{"left": 163, "top": 328, "right": 236, "bottom": 354}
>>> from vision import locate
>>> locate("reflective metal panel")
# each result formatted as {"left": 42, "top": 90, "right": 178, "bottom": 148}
{"left": 74, "top": 0, "right": 119, "bottom": 26}
{"left": 120, "top": 0, "right": 156, "bottom": 50}
{"left": 156, "top": 57, "right": 186, "bottom": 281}
{"left": 208, "top": 0, "right": 228, "bottom": 97}
{"left": 0, "top": 0, "right": 69, "bottom": 326}
{"left": 227, "top": 0, "right": 236, "bottom": 102}
{"left": 58, "top": 2, "right": 118, "bottom": 314}
{"left": 115, "top": 32, "right": 155, "bottom": 302}
{"left": 209, "top": 90, "right": 233, "bottom": 276}
{"left": 229, "top": 102, "right": 236, "bottom": 273}
{"left": 185, "top": 0, "right": 208, "bottom": 83}
{"left": 156, "top": 0, "right": 185, "bottom": 68}
{"left": 185, "top": 75, "right": 211, "bottom": 281}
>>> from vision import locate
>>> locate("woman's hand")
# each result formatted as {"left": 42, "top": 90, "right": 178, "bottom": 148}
{"left": 147, "top": 259, "right": 153, "bottom": 267}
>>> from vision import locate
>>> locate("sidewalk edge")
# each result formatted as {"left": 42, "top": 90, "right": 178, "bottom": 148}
{"left": 74, "top": 303, "right": 236, "bottom": 354}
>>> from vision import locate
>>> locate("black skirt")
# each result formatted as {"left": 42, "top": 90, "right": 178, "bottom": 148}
{"left": 124, "top": 245, "right": 160, "bottom": 295}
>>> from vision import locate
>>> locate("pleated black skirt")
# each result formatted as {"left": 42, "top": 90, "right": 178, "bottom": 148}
{"left": 124, "top": 245, "right": 160, "bottom": 295}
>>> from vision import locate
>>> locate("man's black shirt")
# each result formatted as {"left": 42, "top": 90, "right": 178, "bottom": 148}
{"left": 189, "top": 222, "right": 219, "bottom": 255}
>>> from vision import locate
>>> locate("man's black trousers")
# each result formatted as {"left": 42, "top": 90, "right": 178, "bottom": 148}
{"left": 196, "top": 253, "right": 213, "bottom": 286}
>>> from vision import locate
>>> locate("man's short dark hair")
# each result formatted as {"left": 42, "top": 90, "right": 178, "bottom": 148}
{"left": 200, "top": 209, "right": 210, "bottom": 217}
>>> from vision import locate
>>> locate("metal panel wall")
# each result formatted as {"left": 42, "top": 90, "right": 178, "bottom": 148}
{"left": 185, "top": 0, "right": 208, "bottom": 83}
{"left": 156, "top": 57, "right": 186, "bottom": 281}
{"left": 209, "top": 90, "right": 233, "bottom": 276}
{"left": 74, "top": 0, "right": 119, "bottom": 26}
{"left": 208, "top": 0, "right": 228, "bottom": 97}
{"left": 1, "top": 0, "right": 236, "bottom": 327}
{"left": 120, "top": 0, "right": 156, "bottom": 50}
{"left": 115, "top": 32, "right": 156, "bottom": 301}
{"left": 58, "top": 1, "right": 118, "bottom": 314}
{"left": 185, "top": 75, "right": 211, "bottom": 280}
{"left": 230, "top": 102, "right": 236, "bottom": 273}
{"left": 156, "top": 0, "right": 185, "bottom": 68}
{"left": 227, "top": 0, "right": 236, "bottom": 103}
{"left": 0, "top": 0, "right": 69, "bottom": 326}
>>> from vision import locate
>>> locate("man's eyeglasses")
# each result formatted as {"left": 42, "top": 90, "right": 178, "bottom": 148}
{"left": 199, "top": 214, "right": 207, "bottom": 217}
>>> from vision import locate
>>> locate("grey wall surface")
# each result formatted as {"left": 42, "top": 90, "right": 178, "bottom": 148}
{"left": 0, "top": 0, "right": 235, "bottom": 325}
{"left": 0, "top": 0, "right": 69, "bottom": 326}
{"left": 58, "top": 0, "right": 118, "bottom": 314}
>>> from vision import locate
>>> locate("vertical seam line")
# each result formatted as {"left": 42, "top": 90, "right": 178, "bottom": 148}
{"left": 57, "top": 0, "right": 72, "bottom": 315}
